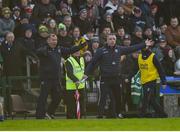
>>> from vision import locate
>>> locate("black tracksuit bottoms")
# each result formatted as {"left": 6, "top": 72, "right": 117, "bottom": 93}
{"left": 36, "top": 79, "right": 61, "bottom": 119}
{"left": 98, "top": 77, "right": 121, "bottom": 118}
{"left": 140, "top": 80, "right": 167, "bottom": 117}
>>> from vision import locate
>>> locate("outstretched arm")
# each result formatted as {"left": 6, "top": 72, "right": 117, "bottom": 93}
{"left": 61, "top": 42, "right": 87, "bottom": 56}
{"left": 120, "top": 40, "right": 153, "bottom": 55}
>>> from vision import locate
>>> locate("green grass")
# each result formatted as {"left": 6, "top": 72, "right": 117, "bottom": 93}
{"left": 0, "top": 118, "right": 180, "bottom": 131}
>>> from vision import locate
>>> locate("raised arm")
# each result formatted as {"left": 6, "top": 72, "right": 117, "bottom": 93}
{"left": 120, "top": 40, "right": 153, "bottom": 55}
{"left": 61, "top": 42, "right": 87, "bottom": 56}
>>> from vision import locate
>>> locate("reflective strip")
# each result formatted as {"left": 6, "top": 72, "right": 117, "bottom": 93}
{"left": 131, "top": 92, "right": 141, "bottom": 96}
{"left": 131, "top": 85, "right": 142, "bottom": 89}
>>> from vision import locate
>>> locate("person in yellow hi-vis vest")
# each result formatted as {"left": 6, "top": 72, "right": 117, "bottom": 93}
{"left": 138, "top": 47, "right": 167, "bottom": 118}
{"left": 65, "top": 50, "right": 85, "bottom": 119}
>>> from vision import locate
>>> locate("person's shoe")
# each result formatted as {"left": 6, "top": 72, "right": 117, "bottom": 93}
{"left": 117, "top": 113, "right": 124, "bottom": 119}
{"left": 45, "top": 113, "right": 53, "bottom": 119}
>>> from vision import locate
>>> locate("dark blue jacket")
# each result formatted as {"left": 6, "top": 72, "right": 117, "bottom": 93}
{"left": 85, "top": 43, "right": 146, "bottom": 78}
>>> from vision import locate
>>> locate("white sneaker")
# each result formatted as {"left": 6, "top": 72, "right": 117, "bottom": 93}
{"left": 118, "top": 113, "right": 124, "bottom": 118}
{"left": 45, "top": 113, "right": 52, "bottom": 119}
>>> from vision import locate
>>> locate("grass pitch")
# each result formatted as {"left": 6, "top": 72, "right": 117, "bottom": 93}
{"left": 0, "top": 118, "right": 180, "bottom": 131}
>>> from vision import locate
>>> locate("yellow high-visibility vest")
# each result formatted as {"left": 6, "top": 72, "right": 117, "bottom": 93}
{"left": 66, "top": 56, "right": 85, "bottom": 90}
{"left": 138, "top": 53, "right": 159, "bottom": 84}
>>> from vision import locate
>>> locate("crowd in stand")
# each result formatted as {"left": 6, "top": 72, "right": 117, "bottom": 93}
{"left": 0, "top": 0, "right": 180, "bottom": 119}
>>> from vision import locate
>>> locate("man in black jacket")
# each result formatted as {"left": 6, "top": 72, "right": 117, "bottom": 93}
{"left": 36, "top": 33, "right": 87, "bottom": 119}
{"left": 85, "top": 33, "right": 153, "bottom": 118}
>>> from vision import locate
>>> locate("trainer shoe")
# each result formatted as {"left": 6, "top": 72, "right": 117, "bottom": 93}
{"left": 45, "top": 113, "right": 53, "bottom": 119}
{"left": 117, "top": 113, "right": 124, "bottom": 119}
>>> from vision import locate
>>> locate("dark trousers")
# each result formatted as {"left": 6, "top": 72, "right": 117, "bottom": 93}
{"left": 121, "top": 80, "right": 133, "bottom": 111}
{"left": 98, "top": 77, "right": 121, "bottom": 118}
{"left": 36, "top": 79, "right": 61, "bottom": 119}
{"left": 65, "top": 89, "right": 84, "bottom": 119}
{"left": 140, "top": 81, "right": 166, "bottom": 117}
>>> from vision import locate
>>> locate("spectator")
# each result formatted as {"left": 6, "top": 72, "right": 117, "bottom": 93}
{"left": 86, "top": 0, "right": 100, "bottom": 26}
{"left": 122, "top": 0, "right": 136, "bottom": 16}
{"left": 104, "top": 0, "right": 118, "bottom": 14}
{"left": 116, "top": 26, "right": 125, "bottom": 45}
{"left": 165, "top": 17, "right": 180, "bottom": 49}
{"left": 150, "top": 4, "right": 159, "bottom": 28}
{"left": 143, "top": 26, "right": 156, "bottom": 41}
{"left": 64, "top": 0, "right": 78, "bottom": 17}
{"left": 0, "top": 7, "right": 15, "bottom": 41}
{"left": 47, "top": 18, "right": 58, "bottom": 34}
{"left": 72, "top": 27, "right": 88, "bottom": 55}
{"left": 131, "top": 7, "right": 146, "bottom": 30}
{"left": 99, "top": 12, "right": 114, "bottom": 33}
{"left": 17, "top": 24, "right": 36, "bottom": 52}
{"left": 13, "top": 13, "right": 30, "bottom": 38}
{"left": 139, "top": 0, "right": 153, "bottom": 19}
{"left": 83, "top": 28, "right": 95, "bottom": 45}
{"left": 158, "top": 35, "right": 176, "bottom": 76}
{"left": 112, "top": 5, "right": 133, "bottom": 33}
{"left": 16, "top": 24, "right": 37, "bottom": 75}
{"left": 58, "top": 23, "right": 73, "bottom": 48}
{"left": 73, "top": 7, "right": 92, "bottom": 35}
{"left": 56, "top": 2, "right": 70, "bottom": 23}
{"left": 35, "top": 25, "right": 49, "bottom": 49}
{"left": 12, "top": 6, "right": 21, "bottom": 26}
{"left": 131, "top": 26, "right": 144, "bottom": 45}
{"left": 0, "top": 32, "right": 37, "bottom": 96}
{"left": 89, "top": 36, "right": 100, "bottom": 55}
{"left": 99, "top": 26, "right": 111, "bottom": 47}
{"left": 31, "top": 0, "right": 56, "bottom": 25}
{"left": 19, "top": 0, "right": 35, "bottom": 19}
{"left": 63, "top": 15, "right": 74, "bottom": 36}
{"left": 122, "top": 34, "right": 131, "bottom": 47}
{"left": 159, "top": 23, "right": 167, "bottom": 35}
